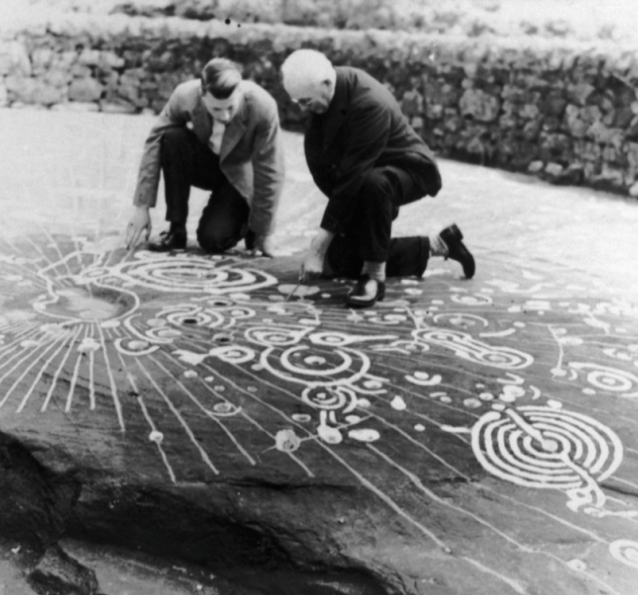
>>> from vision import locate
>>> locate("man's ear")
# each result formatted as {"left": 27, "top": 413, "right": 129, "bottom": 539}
{"left": 319, "top": 79, "right": 333, "bottom": 92}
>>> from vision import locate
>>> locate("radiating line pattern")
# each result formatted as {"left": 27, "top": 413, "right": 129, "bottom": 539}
{"left": 1, "top": 227, "right": 638, "bottom": 594}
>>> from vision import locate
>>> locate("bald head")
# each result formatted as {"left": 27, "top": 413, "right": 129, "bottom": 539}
{"left": 280, "top": 49, "right": 337, "bottom": 114}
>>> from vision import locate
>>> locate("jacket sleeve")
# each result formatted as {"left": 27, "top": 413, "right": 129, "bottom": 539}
{"left": 320, "top": 99, "right": 391, "bottom": 233}
{"left": 248, "top": 103, "right": 285, "bottom": 236}
{"left": 132, "top": 89, "right": 189, "bottom": 208}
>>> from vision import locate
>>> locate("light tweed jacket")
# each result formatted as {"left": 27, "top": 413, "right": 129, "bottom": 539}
{"left": 133, "top": 79, "right": 285, "bottom": 236}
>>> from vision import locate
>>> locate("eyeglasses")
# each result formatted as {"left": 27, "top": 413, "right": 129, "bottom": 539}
{"left": 292, "top": 97, "right": 313, "bottom": 107}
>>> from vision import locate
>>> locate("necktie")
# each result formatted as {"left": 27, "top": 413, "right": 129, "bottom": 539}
{"left": 210, "top": 119, "right": 226, "bottom": 155}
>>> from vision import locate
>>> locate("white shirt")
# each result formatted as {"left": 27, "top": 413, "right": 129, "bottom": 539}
{"left": 209, "top": 119, "right": 226, "bottom": 155}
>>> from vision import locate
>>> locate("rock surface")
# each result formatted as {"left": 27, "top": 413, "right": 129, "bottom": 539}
{"left": 27, "top": 544, "right": 99, "bottom": 595}
{"left": 0, "top": 108, "right": 637, "bottom": 595}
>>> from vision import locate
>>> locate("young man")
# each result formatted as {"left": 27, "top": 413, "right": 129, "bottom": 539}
{"left": 280, "top": 49, "right": 475, "bottom": 308}
{"left": 125, "top": 58, "right": 284, "bottom": 255}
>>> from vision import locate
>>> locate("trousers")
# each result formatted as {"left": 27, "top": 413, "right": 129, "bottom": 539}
{"left": 160, "top": 127, "right": 249, "bottom": 252}
{"left": 326, "top": 162, "right": 433, "bottom": 278}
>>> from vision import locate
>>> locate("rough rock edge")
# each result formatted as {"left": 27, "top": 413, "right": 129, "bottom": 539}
{"left": 0, "top": 429, "right": 393, "bottom": 595}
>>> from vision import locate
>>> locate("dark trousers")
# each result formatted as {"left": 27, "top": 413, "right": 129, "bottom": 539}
{"left": 326, "top": 164, "right": 431, "bottom": 278}
{"left": 160, "top": 127, "right": 249, "bottom": 252}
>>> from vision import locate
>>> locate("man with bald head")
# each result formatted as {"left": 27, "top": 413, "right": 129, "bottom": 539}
{"left": 281, "top": 49, "right": 475, "bottom": 308}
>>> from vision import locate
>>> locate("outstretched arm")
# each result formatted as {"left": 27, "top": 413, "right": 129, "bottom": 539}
{"left": 125, "top": 83, "right": 191, "bottom": 247}
{"left": 249, "top": 99, "right": 285, "bottom": 257}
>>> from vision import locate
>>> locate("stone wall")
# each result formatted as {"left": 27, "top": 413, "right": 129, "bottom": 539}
{"left": 3, "top": 12, "right": 638, "bottom": 196}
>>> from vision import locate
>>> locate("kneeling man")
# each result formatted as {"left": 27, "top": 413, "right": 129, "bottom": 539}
{"left": 280, "top": 50, "right": 475, "bottom": 308}
{"left": 126, "top": 58, "right": 284, "bottom": 255}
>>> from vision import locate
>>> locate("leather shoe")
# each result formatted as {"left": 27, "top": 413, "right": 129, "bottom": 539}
{"left": 345, "top": 275, "right": 386, "bottom": 308}
{"left": 148, "top": 229, "right": 187, "bottom": 252}
{"left": 439, "top": 224, "right": 475, "bottom": 279}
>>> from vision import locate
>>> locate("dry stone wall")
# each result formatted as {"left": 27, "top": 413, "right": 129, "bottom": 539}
{"left": 3, "top": 12, "right": 638, "bottom": 196}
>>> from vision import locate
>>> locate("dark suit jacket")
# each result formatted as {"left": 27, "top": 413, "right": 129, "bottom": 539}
{"left": 133, "top": 80, "right": 285, "bottom": 236}
{"left": 304, "top": 67, "right": 441, "bottom": 233}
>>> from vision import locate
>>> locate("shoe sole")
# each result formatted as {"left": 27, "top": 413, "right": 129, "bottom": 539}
{"left": 345, "top": 289, "right": 386, "bottom": 309}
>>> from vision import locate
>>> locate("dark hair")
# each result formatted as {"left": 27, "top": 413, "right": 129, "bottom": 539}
{"left": 201, "top": 58, "right": 242, "bottom": 99}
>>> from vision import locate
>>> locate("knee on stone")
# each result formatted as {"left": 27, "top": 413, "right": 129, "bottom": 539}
{"left": 197, "top": 228, "right": 239, "bottom": 253}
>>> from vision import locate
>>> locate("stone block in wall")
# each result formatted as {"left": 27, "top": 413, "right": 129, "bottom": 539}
{"left": 593, "top": 93, "right": 615, "bottom": 116}
{"left": 4, "top": 76, "right": 66, "bottom": 105}
{"left": 563, "top": 104, "right": 602, "bottom": 138}
{"left": 408, "top": 116, "right": 423, "bottom": 133}
{"left": 0, "top": 41, "right": 31, "bottom": 77}
{"left": 498, "top": 113, "right": 516, "bottom": 130}
{"left": 563, "top": 104, "right": 587, "bottom": 137}
{"left": 113, "top": 68, "right": 149, "bottom": 108}
{"left": 68, "top": 78, "right": 104, "bottom": 102}
{"left": 0, "top": 51, "right": 11, "bottom": 76}
{"left": 44, "top": 69, "right": 72, "bottom": 89}
{"left": 538, "top": 132, "right": 573, "bottom": 163}
{"left": 540, "top": 94, "right": 567, "bottom": 118}
{"left": 613, "top": 107, "right": 634, "bottom": 129}
{"left": 574, "top": 140, "right": 602, "bottom": 162}
{"left": 508, "top": 140, "right": 539, "bottom": 170}
{"left": 606, "top": 74, "right": 636, "bottom": 108}
{"left": 519, "top": 103, "right": 540, "bottom": 120}
{"left": 31, "top": 48, "right": 54, "bottom": 75}
{"left": 541, "top": 116, "right": 561, "bottom": 133}
{"left": 401, "top": 89, "right": 423, "bottom": 117}
{"left": 582, "top": 162, "right": 600, "bottom": 183}
{"left": 441, "top": 83, "right": 462, "bottom": 107}
{"left": 544, "top": 162, "right": 564, "bottom": 177}
{"left": 601, "top": 145, "right": 625, "bottom": 166}
{"left": 522, "top": 119, "right": 541, "bottom": 141}
{"left": 78, "top": 49, "right": 101, "bottom": 67}
{"left": 587, "top": 121, "right": 623, "bottom": 148}
{"left": 51, "top": 102, "right": 99, "bottom": 113}
{"left": 443, "top": 108, "right": 463, "bottom": 132}
{"left": 70, "top": 63, "right": 93, "bottom": 79}
{"left": 543, "top": 161, "right": 584, "bottom": 185}
{"left": 624, "top": 143, "right": 638, "bottom": 168}
{"left": 98, "top": 51, "right": 125, "bottom": 72}
{"left": 595, "top": 164, "right": 625, "bottom": 189}
{"left": 567, "top": 82, "right": 595, "bottom": 106}
{"left": 502, "top": 100, "right": 538, "bottom": 120}
{"left": 425, "top": 103, "right": 442, "bottom": 120}
{"left": 601, "top": 110, "right": 615, "bottom": 127}
{"left": 99, "top": 71, "right": 120, "bottom": 92}
{"left": 502, "top": 85, "right": 527, "bottom": 104}
{"left": 53, "top": 51, "right": 78, "bottom": 72}
{"left": 625, "top": 118, "right": 638, "bottom": 142}
{"left": 459, "top": 88, "right": 499, "bottom": 123}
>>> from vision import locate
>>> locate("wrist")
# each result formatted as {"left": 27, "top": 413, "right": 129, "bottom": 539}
{"left": 312, "top": 230, "right": 334, "bottom": 255}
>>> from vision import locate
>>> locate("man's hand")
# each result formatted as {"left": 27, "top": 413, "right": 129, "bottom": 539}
{"left": 125, "top": 206, "right": 152, "bottom": 250}
{"left": 251, "top": 233, "right": 276, "bottom": 257}
{"left": 300, "top": 251, "right": 324, "bottom": 282}
{"left": 299, "top": 229, "right": 335, "bottom": 282}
